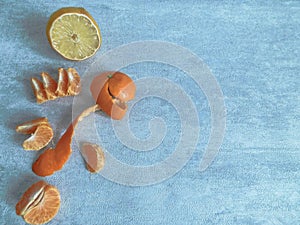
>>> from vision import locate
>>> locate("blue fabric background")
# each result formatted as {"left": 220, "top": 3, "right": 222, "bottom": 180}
{"left": 1, "top": 1, "right": 299, "bottom": 224}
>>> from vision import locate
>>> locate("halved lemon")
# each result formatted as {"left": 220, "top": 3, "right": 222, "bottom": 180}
{"left": 46, "top": 7, "right": 101, "bottom": 61}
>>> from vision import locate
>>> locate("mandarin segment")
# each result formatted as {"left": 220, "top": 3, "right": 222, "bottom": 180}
{"left": 41, "top": 72, "right": 58, "bottom": 100}
{"left": 31, "top": 78, "right": 47, "bottom": 104}
{"left": 16, "top": 181, "right": 47, "bottom": 216}
{"left": 16, "top": 181, "right": 60, "bottom": 225}
{"left": 67, "top": 68, "right": 81, "bottom": 95}
{"left": 56, "top": 68, "right": 68, "bottom": 97}
{"left": 23, "top": 185, "right": 60, "bottom": 225}
{"left": 16, "top": 117, "right": 49, "bottom": 134}
{"left": 81, "top": 143, "right": 105, "bottom": 173}
{"left": 23, "top": 124, "right": 53, "bottom": 151}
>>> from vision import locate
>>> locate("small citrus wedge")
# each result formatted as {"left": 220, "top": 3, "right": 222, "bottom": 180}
{"left": 67, "top": 68, "right": 81, "bottom": 95}
{"left": 81, "top": 143, "right": 105, "bottom": 173}
{"left": 16, "top": 180, "right": 60, "bottom": 225}
{"left": 41, "top": 72, "right": 58, "bottom": 100}
{"left": 31, "top": 78, "right": 48, "bottom": 104}
{"left": 23, "top": 124, "right": 53, "bottom": 151}
{"left": 46, "top": 7, "right": 101, "bottom": 61}
{"left": 56, "top": 68, "right": 68, "bottom": 96}
{"left": 16, "top": 117, "right": 49, "bottom": 134}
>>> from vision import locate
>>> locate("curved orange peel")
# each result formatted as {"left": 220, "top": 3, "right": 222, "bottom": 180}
{"left": 90, "top": 71, "right": 136, "bottom": 120}
{"left": 32, "top": 105, "right": 100, "bottom": 176}
{"left": 32, "top": 71, "right": 135, "bottom": 176}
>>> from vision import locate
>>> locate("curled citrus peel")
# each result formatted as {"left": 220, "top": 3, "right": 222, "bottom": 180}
{"left": 16, "top": 180, "right": 60, "bottom": 225}
{"left": 32, "top": 71, "right": 135, "bottom": 176}
{"left": 32, "top": 105, "right": 100, "bottom": 176}
{"left": 90, "top": 71, "right": 136, "bottom": 120}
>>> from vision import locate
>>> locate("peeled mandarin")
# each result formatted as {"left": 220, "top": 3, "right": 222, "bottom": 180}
{"left": 16, "top": 181, "right": 60, "bottom": 225}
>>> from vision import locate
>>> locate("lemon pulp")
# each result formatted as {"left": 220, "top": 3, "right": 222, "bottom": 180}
{"left": 47, "top": 8, "right": 101, "bottom": 61}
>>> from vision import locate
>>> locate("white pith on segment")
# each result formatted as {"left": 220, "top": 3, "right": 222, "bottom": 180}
{"left": 20, "top": 186, "right": 45, "bottom": 216}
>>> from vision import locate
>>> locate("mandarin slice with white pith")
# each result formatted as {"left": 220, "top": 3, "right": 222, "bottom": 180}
{"left": 23, "top": 124, "right": 53, "bottom": 151}
{"left": 16, "top": 181, "right": 60, "bottom": 225}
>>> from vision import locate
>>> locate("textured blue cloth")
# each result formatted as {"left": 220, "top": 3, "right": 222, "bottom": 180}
{"left": 1, "top": 1, "right": 300, "bottom": 225}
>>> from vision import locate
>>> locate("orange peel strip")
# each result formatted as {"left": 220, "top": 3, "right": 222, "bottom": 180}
{"left": 32, "top": 104, "right": 100, "bottom": 176}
